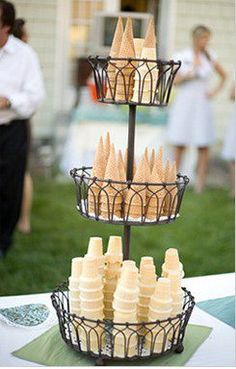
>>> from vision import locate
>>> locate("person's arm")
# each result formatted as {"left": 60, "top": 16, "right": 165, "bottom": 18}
{"left": 4, "top": 49, "right": 45, "bottom": 117}
{"left": 206, "top": 61, "right": 227, "bottom": 98}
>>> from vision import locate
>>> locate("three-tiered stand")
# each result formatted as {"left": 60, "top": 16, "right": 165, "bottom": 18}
{"left": 51, "top": 56, "right": 195, "bottom": 365}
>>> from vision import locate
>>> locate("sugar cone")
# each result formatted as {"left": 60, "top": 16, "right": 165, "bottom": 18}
{"left": 143, "top": 16, "right": 156, "bottom": 49}
{"left": 118, "top": 17, "right": 135, "bottom": 59}
{"left": 115, "top": 17, "right": 135, "bottom": 101}
{"left": 110, "top": 16, "right": 124, "bottom": 58}
{"left": 146, "top": 159, "right": 165, "bottom": 219}
{"left": 91, "top": 136, "right": 105, "bottom": 178}
{"left": 106, "top": 18, "right": 124, "bottom": 99}
{"left": 150, "top": 149, "right": 156, "bottom": 172}
{"left": 104, "top": 132, "right": 111, "bottom": 163}
{"left": 71, "top": 257, "right": 83, "bottom": 279}
{"left": 156, "top": 146, "right": 164, "bottom": 179}
{"left": 133, "top": 38, "right": 144, "bottom": 58}
{"left": 168, "top": 162, "right": 178, "bottom": 214}
{"left": 125, "top": 155, "right": 147, "bottom": 218}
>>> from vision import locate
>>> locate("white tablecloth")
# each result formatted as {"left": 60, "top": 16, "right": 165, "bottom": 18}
{"left": 0, "top": 273, "right": 235, "bottom": 367}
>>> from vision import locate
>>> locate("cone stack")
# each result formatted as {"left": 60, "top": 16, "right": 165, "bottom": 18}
{"left": 100, "top": 144, "right": 122, "bottom": 219}
{"left": 137, "top": 264, "right": 157, "bottom": 325}
{"left": 167, "top": 270, "right": 184, "bottom": 344}
{"left": 125, "top": 155, "right": 147, "bottom": 219}
{"left": 78, "top": 256, "right": 104, "bottom": 353}
{"left": 115, "top": 17, "right": 136, "bottom": 101}
{"left": 69, "top": 257, "right": 83, "bottom": 315}
{"left": 106, "top": 17, "right": 124, "bottom": 99}
{"left": 113, "top": 266, "right": 139, "bottom": 357}
{"left": 146, "top": 155, "right": 165, "bottom": 220}
{"left": 133, "top": 38, "right": 144, "bottom": 58}
{"left": 161, "top": 248, "right": 184, "bottom": 278}
{"left": 132, "top": 17, "right": 158, "bottom": 104}
{"left": 86, "top": 237, "right": 105, "bottom": 277}
{"left": 88, "top": 136, "right": 105, "bottom": 215}
{"left": 145, "top": 278, "right": 173, "bottom": 354}
{"left": 103, "top": 236, "right": 123, "bottom": 319}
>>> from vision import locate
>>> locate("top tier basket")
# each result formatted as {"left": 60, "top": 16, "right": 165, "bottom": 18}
{"left": 88, "top": 56, "right": 181, "bottom": 107}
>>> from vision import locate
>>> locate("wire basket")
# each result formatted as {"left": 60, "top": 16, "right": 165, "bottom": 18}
{"left": 51, "top": 282, "right": 195, "bottom": 363}
{"left": 70, "top": 167, "right": 189, "bottom": 226}
{"left": 88, "top": 56, "right": 181, "bottom": 106}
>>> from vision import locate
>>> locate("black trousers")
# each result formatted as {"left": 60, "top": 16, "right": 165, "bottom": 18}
{"left": 0, "top": 119, "right": 29, "bottom": 252}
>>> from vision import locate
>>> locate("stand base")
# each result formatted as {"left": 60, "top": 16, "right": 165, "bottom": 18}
{"left": 95, "top": 358, "right": 106, "bottom": 366}
{"left": 175, "top": 343, "right": 184, "bottom": 354}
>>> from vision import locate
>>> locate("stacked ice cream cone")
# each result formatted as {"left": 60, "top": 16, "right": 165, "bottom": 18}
{"left": 146, "top": 278, "right": 173, "bottom": 354}
{"left": 115, "top": 17, "right": 136, "bottom": 101}
{"left": 138, "top": 263, "right": 157, "bottom": 325}
{"left": 106, "top": 17, "right": 124, "bottom": 100}
{"left": 79, "top": 256, "right": 104, "bottom": 353}
{"left": 168, "top": 270, "right": 184, "bottom": 344}
{"left": 104, "top": 236, "right": 123, "bottom": 320}
{"left": 88, "top": 136, "right": 106, "bottom": 215}
{"left": 113, "top": 264, "right": 139, "bottom": 357}
{"left": 161, "top": 248, "right": 184, "bottom": 279}
{"left": 86, "top": 237, "right": 105, "bottom": 277}
{"left": 68, "top": 257, "right": 83, "bottom": 315}
{"left": 132, "top": 17, "right": 158, "bottom": 104}
{"left": 124, "top": 154, "right": 148, "bottom": 219}
{"left": 100, "top": 144, "right": 122, "bottom": 219}
{"left": 146, "top": 150, "right": 165, "bottom": 220}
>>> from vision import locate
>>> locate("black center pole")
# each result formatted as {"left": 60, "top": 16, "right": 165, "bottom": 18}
{"left": 123, "top": 104, "right": 136, "bottom": 260}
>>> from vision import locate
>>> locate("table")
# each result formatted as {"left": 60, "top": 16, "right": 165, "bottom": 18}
{"left": 0, "top": 273, "right": 235, "bottom": 366}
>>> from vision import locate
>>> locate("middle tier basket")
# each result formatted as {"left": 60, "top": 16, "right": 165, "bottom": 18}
{"left": 70, "top": 167, "right": 189, "bottom": 226}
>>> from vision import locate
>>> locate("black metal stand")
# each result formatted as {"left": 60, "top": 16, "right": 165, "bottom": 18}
{"left": 123, "top": 105, "right": 136, "bottom": 259}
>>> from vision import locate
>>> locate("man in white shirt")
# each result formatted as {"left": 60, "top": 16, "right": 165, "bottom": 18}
{"left": 0, "top": 0, "right": 45, "bottom": 257}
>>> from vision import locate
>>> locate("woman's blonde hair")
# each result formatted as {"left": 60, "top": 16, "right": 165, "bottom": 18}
{"left": 192, "top": 25, "right": 211, "bottom": 38}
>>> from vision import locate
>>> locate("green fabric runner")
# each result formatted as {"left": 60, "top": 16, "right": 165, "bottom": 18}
{"left": 12, "top": 324, "right": 212, "bottom": 366}
{"left": 197, "top": 296, "right": 235, "bottom": 328}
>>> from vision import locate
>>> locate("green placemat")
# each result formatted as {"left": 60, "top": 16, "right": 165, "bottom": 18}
{"left": 197, "top": 296, "right": 235, "bottom": 328}
{"left": 12, "top": 324, "right": 212, "bottom": 366}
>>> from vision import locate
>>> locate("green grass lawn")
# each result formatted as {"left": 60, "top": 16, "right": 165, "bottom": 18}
{"left": 0, "top": 179, "right": 234, "bottom": 296}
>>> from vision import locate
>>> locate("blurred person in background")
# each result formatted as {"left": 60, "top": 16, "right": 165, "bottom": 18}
{"left": 167, "top": 25, "right": 226, "bottom": 193}
{"left": 12, "top": 18, "right": 32, "bottom": 234}
{"left": 222, "top": 85, "right": 235, "bottom": 198}
{"left": 0, "top": 0, "right": 44, "bottom": 258}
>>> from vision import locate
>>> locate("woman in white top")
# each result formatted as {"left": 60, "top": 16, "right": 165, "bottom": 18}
{"left": 167, "top": 25, "right": 226, "bottom": 193}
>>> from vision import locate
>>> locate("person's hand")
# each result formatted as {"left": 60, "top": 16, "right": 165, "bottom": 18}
{"left": 0, "top": 97, "right": 11, "bottom": 109}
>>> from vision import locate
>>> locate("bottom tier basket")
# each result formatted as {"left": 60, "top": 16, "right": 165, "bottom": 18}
{"left": 51, "top": 282, "right": 195, "bottom": 363}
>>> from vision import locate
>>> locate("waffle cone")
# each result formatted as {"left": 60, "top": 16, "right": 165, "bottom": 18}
{"left": 133, "top": 37, "right": 144, "bottom": 58}
{"left": 143, "top": 16, "right": 156, "bottom": 49}
{"left": 91, "top": 136, "right": 105, "bottom": 178}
